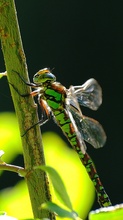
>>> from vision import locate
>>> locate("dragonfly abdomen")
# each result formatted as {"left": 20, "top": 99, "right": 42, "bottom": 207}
{"left": 54, "top": 109, "right": 79, "bottom": 148}
{"left": 52, "top": 108, "right": 112, "bottom": 207}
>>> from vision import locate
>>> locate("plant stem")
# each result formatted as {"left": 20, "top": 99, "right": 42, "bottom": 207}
{"left": 0, "top": 0, "right": 54, "bottom": 219}
{"left": 0, "top": 163, "right": 25, "bottom": 176}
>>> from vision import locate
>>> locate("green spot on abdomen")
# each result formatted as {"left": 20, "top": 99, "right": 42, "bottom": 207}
{"left": 47, "top": 100, "right": 60, "bottom": 109}
{"left": 56, "top": 113, "right": 70, "bottom": 125}
{"left": 45, "top": 88, "right": 62, "bottom": 101}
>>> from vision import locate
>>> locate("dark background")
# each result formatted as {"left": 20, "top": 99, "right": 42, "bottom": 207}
{"left": 0, "top": 0, "right": 123, "bottom": 217}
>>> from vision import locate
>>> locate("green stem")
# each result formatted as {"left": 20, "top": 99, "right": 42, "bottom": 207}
{"left": 0, "top": 0, "right": 54, "bottom": 219}
{"left": 0, "top": 163, "right": 25, "bottom": 176}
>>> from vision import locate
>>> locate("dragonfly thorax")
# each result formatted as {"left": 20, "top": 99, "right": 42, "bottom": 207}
{"left": 33, "top": 68, "right": 56, "bottom": 85}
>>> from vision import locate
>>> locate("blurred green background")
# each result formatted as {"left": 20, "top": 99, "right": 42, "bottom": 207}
{"left": 0, "top": 0, "right": 123, "bottom": 219}
{"left": 0, "top": 113, "right": 95, "bottom": 219}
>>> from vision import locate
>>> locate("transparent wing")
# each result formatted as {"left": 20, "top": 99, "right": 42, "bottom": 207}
{"left": 73, "top": 78, "right": 102, "bottom": 110}
{"left": 66, "top": 86, "right": 106, "bottom": 150}
{"left": 65, "top": 99, "right": 87, "bottom": 154}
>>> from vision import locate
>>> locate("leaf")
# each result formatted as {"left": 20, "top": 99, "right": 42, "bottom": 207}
{"left": 35, "top": 166, "right": 73, "bottom": 211}
{"left": 89, "top": 204, "right": 123, "bottom": 220}
{"left": 0, "top": 212, "right": 17, "bottom": 220}
{"left": 41, "top": 201, "right": 78, "bottom": 219}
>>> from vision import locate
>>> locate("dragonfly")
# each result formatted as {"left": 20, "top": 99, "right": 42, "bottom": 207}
{"left": 11, "top": 68, "right": 112, "bottom": 207}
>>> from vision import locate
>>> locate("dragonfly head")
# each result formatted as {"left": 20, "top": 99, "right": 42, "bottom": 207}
{"left": 33, "top": 68, "right": 56, "bottom": 85}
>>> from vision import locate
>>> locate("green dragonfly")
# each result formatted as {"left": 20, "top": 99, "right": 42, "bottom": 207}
{"left": 12, "top": 68, "right": 112, "bottom": 207}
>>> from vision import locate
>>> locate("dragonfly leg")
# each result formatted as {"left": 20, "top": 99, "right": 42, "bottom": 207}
{"left": 12, "top": 70, "right": 38, "bottom": 87}
{"left": 38, "top": 99, "right": 52, "bottom": 126}
{"left": 9, "top": 76, "right": 51, "bottom": 135}
{"left": 22, "top": 99, "right": 52, "bottom": 136}
{"left": 9, "top": 82, "right": 40, "bottom": 97}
